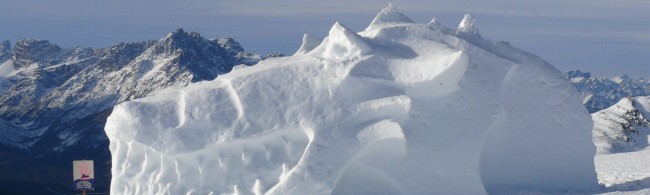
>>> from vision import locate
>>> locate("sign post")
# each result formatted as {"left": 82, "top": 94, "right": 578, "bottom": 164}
{"left": 73, "top": 160, "right": 94, "bottom": 194}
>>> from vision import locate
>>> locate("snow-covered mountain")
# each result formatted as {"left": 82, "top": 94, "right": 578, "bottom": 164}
{"left": 592, "top": 97, "right": 650, "bottom": 154}
{"left": 106, "top": 5, "right": 598, "bottom": 194}
{"left": 564, "top": 71, "right": 650, "bottom": 155}
{"left": 0, "top": 29, "right": 271, "bottom": 191}
{"left": 565, "top": 70, "right": 650, "bottom": 113}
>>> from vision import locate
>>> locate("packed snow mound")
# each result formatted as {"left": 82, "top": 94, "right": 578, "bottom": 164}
{"left": 293, "top": 33, "right": 323, "bottom": 56}
{"left": 592, "top": 97, "right": 650, "bottom": 154}
{"left": 106, "top": 5, "right": 598, "bottom": 194}
{"left": 365, "top": 3, "right": 415, "bottom": 31}
{"left": 458, "top": 14, "right": 479, "bottom": 35}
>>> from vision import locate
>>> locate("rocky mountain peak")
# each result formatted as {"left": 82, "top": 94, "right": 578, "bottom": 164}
{"left": 565, "top": 70, "right": 591, "bottom": 79}
{"left": 95, "top": 41, "right": 153, "bottom": 72}
{"left": 1, "top": 40, "right": 10, "bottom": 53}
{"left": 215, "top": 37, "right": 244, "bottom": 56}
{"left": 592, "top": 97, "right": 650, "bottom": 154}
{"left": 152, "top": 29, "right": 234, "bottom": 81}
{"left": 0, "top": 40, "right": 10, "bottom": 61}
{"left": 13, "top": 39, "right": 63, "bottom": 68}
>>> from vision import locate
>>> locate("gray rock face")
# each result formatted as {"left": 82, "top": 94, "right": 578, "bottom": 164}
{"left": 215, "top": 37, "right": 245, "bottom": 56}
{"left": 565, "top": 70, "right": 650, "bottom": 113}
{"left": 0, "top": 40, "right": 10, "bottom": 62}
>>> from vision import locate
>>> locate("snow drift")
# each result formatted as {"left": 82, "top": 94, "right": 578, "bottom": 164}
{"left": 105, "top": 5, "right": 598, "bottom": 194}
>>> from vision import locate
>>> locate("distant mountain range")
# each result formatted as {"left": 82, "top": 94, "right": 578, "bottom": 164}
{"left": 0, "top": 29, "right": 281, "bottom": 193}
{"left": 565, "top": 70, "right": 650, "bottom": 113}
{"left": 564, "top": 71, "right": 650, "bottom": 155}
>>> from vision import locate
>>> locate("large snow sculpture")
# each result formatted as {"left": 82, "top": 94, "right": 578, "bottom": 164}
{"left": 106, "top": 5, "right": 598, "bottom": 194}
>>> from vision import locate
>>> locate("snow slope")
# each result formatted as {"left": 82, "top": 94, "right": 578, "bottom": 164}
{"left": 596, "top": 149, "right": 650, "bottom": 194}
{"left": 592, "top": 97, "right": 650, "bottom": 154}
{"left": 293, "top": 34, "right": 322, "bottom": 56}
{"left": 106, "top": 5, "right": 598, "bottom": 194}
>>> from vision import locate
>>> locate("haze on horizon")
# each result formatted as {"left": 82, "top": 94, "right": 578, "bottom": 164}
{"left": 1, "top": 0, "right": 648, "bottom": 78}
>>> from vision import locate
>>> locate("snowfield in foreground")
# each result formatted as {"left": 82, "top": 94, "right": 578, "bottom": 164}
{"left": 105, "top": 4, "right": 600, "bottom": 194}
{"left": 596, "top": 149, "right": 650, "bottom": 194}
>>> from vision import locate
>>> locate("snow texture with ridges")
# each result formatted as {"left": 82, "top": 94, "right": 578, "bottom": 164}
{"left": 596, "top": 148, "right": 650, "bottom": 194}
{"left": 458, "top": 14, "right": 479, "bottom": 35}
{"left": 106, "top": 5, "right": 598, "bottom": 194}
{"left": 293, "top": 34, "right": 323, "bottom": 56}
{"left": 364, "top": 3, "right": 415, "bottom": 31}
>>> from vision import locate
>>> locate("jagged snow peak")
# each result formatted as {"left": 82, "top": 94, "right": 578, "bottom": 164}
{"left": 293, "top": 33, "right": 323, "bottom": 56}
{"left": 310, "top": 22, "right": 371, "bottom": 60}
{"left": 458, "top": 14, "right": 479, "bottom": 35}
{"left": 428, "top": 17, "right": 441, "bottom": 27}
{"left": 365, "top": 3, "right": 415, "bottom": 31}
{"left": 106, "top": 5, "right": 598, "bottom": 194}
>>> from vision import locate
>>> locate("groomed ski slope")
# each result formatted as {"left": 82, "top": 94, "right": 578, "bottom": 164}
{"left": 105, "top": 4, "right": 600, "bottom": 194}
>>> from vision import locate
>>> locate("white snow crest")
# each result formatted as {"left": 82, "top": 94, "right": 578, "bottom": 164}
{"left": 428, "top": 17, "right": 441, "bottom": 27}
{"left": 458, "top": 13, "right": 480, "bottom": 35}
{"left": 106, "top": 4, "right": 599, "bottom": 195}
{"left": 293, "top": 33, "right": 323, "bottom": 56}
{"left": 311, "top": 22, "right": 371, "bottom": 60}
{"left": 365, "top": 3, "right": 415, "bottom": 31}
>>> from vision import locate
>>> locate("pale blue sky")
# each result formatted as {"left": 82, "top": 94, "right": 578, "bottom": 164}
{"left": 1, "top": 0, "right": 648, "bottom": 78}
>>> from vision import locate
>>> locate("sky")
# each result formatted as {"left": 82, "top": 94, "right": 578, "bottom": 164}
{"left": 1, "top": 0, "right": 648, "bottom": 78}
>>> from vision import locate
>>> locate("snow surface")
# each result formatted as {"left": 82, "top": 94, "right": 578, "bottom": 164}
{"left": 364, "top": 3, "right": 415, "bottom": 31}
{"left": 0, "top": 60, "right": 17, "bottom": 90}
{"left": 458, "top": 14, "right": 479, "bottom": 35}
{"left": 0, "top": 60, "right": 16, "bottom": 78}
{"left": 293, "top": 34, "right": 323, "bottom": 56}
{"left": 106, "top": 5, "right": 598, "bottom": 194}
{"left": 596, "top": 149, "right": 650, "bottom": 194}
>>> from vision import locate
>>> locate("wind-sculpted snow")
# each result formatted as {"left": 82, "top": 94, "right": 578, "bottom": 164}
{"left": 365, "top": 3, "right": 415, "bottom": 31}
{"left": 293, "top": 34, "right": 322, "bottom": 56}
{"left": 458, "top": 14, "right": 479, "bottom": 35}
{"left": 107, "top": 5, "right": 598, "bottom": 194}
